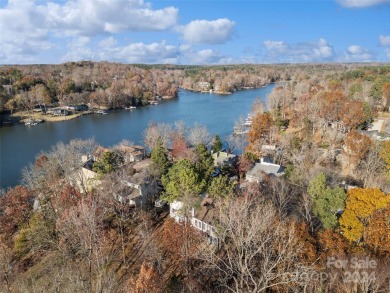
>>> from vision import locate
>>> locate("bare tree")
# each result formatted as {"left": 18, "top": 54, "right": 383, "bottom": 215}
{"left": 198, "top": 196, "right": 313, "bottom": 292}
{"left": 143, "top": 122, "right": 173, "bottom": 150}
{"left": 188, "top": 123, "right": 211, "bottom": 147}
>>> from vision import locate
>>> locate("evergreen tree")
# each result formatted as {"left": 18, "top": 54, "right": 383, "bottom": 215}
{"left": 208, "top": 175, "right": 235, "bottom": 199}
{"left": 150, "top": 138, "right": 171, "bottom": 177}
{"left": 92, "top": 151, "right": 124, "bottom": 175}
{"left": 308, "top": 173, "right": 346, "bottom": 229}
{"left": 194, "top": 143, "right": 214, "bottom": 184}
{"left": 212, "top": 135, "right": 223, "bottom": 153}
{"left": 162, "top": 159, "right": 205, "bottom": 203}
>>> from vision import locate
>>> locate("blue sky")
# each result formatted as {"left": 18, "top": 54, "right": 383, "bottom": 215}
{"left": 1, "top": 0, "right": 389, "bottom": 64}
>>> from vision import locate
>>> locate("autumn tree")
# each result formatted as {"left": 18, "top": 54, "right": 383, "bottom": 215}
{"left": 380, "top": 140, "right": 390, "bottom": 172}
{"left": 0, "top": 186, "right": 32, "bottom": 238}
{"left": 381, "top": 82, "right": 390, "bottom": 108}
{"left": 127, "top": 262, "right": 162, "bottom": 293}
{"left": 308, "top": 173, "right": 346, "bottom": 229}
{"left": 247, "top": 112, "right": 273, "bottom": 155}
{"left": 339, "top": 188, "right": 390, "bottom": 243}
{"left": 344, "top": 130, "right": 372, "bottom": 171}
{"left": 340, "top": 100, "right": 367, "bottom": 131}
{"left": 365, "top": 203, "right": 390, "bottom": 253}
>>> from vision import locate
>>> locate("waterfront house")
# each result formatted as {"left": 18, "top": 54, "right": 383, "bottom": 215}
{"left": 70, "top": 157, "right": 101, "bottom": 192}
{"left": 116, "top": 145, "right": 146, "bottom": 163}
{"left": 246, "top": 157, "right": 285, "bottom": 183}
{"left": 93, "top": 146, "right": 110, "bottom": 161}
{"left": 196, "top": 81, "right": 211, "bottom": 91}
{"left": 52, "top": 109, "right": 69, "bottom": 116}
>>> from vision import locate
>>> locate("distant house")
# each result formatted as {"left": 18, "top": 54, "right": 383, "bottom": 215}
{"left": 212, "top": 151, "right": 237, "bottom": 167}
{"left": 67, "top": 104, "right": 89, "bottom": 111}
{"left": 52, "top": 109, "right": 69, "bottom": 116}
{"left": 196, "top": 81, "right": 211, "bottom": 91}
{"left": 246, "top": 157, "right": 285, "bottom": 183}
{"left": 116, "top": 145, "right": 146, "bottom": 163}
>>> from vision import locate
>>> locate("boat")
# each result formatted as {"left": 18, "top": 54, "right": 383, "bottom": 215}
{"left": 96, "top": 110, "right": 108, "bottom": 115}
{"left": 150, "top": 101, "right": 159, "bottom": 105}
{"left": 25, "top": 119, "right": 43, "bottom": 126}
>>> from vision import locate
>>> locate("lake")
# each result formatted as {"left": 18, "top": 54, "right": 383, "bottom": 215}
{"left": 0, "top": 84, "right": 275, "bottom": 188}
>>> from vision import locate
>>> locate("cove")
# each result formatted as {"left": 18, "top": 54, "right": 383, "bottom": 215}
{"left": 0, "top": 84, "right": 275, "bottom": 188}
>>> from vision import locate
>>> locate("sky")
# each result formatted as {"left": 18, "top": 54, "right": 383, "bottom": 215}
{"left": 0, "top": 0, "right": 390, "bottom": 65}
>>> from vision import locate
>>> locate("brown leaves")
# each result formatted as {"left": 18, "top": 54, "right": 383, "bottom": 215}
{"left": 127, "top": 262, "right": 163, "bottom": 293}
{"left": 0, "top": 186, "right": 32, "bottom": 238}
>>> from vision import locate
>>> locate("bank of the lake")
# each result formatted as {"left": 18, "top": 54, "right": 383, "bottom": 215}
{"left": 0, "top": 84, "right": 275, "bottom": 188}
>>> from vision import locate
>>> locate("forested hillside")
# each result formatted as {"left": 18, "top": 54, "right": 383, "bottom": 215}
{"left": 1, "top": 62, "right": 390, "bottom": 292}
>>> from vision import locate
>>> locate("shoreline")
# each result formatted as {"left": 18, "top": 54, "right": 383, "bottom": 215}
{"left": 1, "top": 84, "right": 274, "bottom": 127}
{"left": 180, "top": 83, "right": 270, "bottom": 95}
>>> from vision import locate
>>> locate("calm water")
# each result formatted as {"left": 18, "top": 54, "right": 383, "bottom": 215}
{"left": 0, "top": 85, "right": 275, "bottom": 188}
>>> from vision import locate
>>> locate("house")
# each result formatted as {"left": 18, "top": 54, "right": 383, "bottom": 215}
{"left": 356, "top": 130, "right": 389, "bottom": 141}
{"left": 170, "top": 196, "right": 219, "bottom": 245}
{"left": 196, "top": 81, "right": 211, "bottom": 91}
{"left": 52, "top": 109, "right": 69, "bottom": 116}
{"left": 170, "top": 200, "right": 185, "bottom": 222}
{"left": 246, "top": 157, "right": 285, "bottom": 183}
{"left": 70, "top": 157, "right": 101, "bottom": 192}
{"left": 119, "top": 175, "right": 159, "bottom": 207}
{"left": 190, "top": 197, "right": 219, "bottom": 245}
{"left": 116, "top": 145, "right": 146, "bottom": 163}
{"left": 93, "top": 146, "right": 110, "bottom": 161}
{"left": 212, "top": 151, "right": 237, "bottom": 167}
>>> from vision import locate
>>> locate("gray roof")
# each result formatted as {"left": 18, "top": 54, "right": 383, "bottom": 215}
{"left": 247, "top": 162, "right": 285, "bottom": 178}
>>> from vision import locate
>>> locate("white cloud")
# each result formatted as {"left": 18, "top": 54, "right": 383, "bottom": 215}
{"left": 179, "top": 18, "right": 235, "bottom": 44}
{"left": 0, "top": 0, "right": 178, "bottom": 63}
{"left": 336, "top": 0, "right": 390, "bottom": 7}
{"left": 46, "top": 0, "right": 178, "bottom": 36}
{"left": 344, "top": 45, "right": 374, "bottom": 62}
{"left": 384, "top": 49, "right": 390, "bottom": 60}
{"left": 62, "top": 41, "right": 179, "bottom": 64}
{"left": 379, "top": 35, "right": 390, "bottom": 46}
{"left": 263, "top": 38, "right": 335, "bottom": 63}
{"left": 99, "top": 37, "right": 118, "bottom": 48}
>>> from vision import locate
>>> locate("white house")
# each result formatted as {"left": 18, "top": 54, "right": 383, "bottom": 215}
{"left": 170, "top": 196, "right": 219, "bottom": 245}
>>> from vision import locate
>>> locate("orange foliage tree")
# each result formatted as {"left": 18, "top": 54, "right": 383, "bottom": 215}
{"left": 127, "top": 262, "right": 162, "bottom": 293}
{"left": 380, "top": 140, "right": 390, "bottom": 172}
{"left": 247, "top": 112, "right": 273, "bottom": 155}
{"left": 0, "top": 186, "right": 32, "bottom": 238}
{"left": 339, "top": 188, "right": 390, "bottom": 243}
{"left": 344, "top": 130, "right": 372, "bottom": 170}
{"left": 340, "top": 100, "right": 366, "bottom": 131}
{"left": 365, "top": 204, "right": 390, "bottom": 253}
